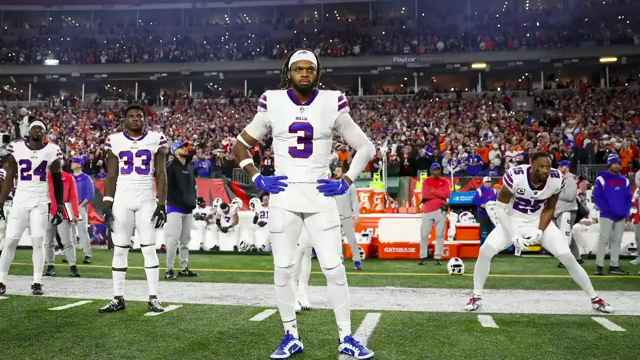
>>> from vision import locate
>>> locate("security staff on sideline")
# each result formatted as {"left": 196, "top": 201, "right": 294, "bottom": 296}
{"left": 71, "top": 158, "right": 95, "bottom": 264}
{"left": 165, "top": 142, "right": 199, "bottom": 279}
{"left": 472, "top": 176, "right": 497, "bottom": 245}
{"left": 419, "top": 163, "right": 451, "bottom": 265}
{"left": 333, "top": 165, "right": 362, "bottom": 270}
{"left": 593, "top": 153, "right": 632, "bottom": 276}
{"left": 554, "top": 160, "right": 582, "bottom": 268}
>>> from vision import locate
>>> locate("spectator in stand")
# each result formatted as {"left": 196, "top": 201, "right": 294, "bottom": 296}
{"left": 193, "top": 154, "right": 212, "bottom": 178}
{"left": 472, "top": 176, "right": 498, "bottom": 245}
{"left": 593, "top": 154, "right": 632, "bottom": 276}
{"left": 418, "top": 163, "right": 451, "bottom": 266}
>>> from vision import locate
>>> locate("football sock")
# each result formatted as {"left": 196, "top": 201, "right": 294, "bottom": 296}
{"left": 31, "top": 237, "right": 45, "bottom": 284}
{"left": 141, "top": 245, "right": 160, "bottom": 297}
{"left": 323, "top": 264, "right": 351, "bottom": 341}
{"left": 113, "top": 271, "right": 126, "bottom": 297}
{"left": 473, "top": 243, "right": 499, "bottom": 296}
{"left": 275, "top": 265, "right": 298, "bottom": 338}
{"left": 557, "top": 252, "right": 597, "bottom": 298}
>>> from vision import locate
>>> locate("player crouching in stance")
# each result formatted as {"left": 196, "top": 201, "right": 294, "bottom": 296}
{"left": 464, "top": 152, "right": 613, "bottom": 314}
{"left": 99, "top": 104, "right": 168, "bottom": 313}
{"left": 232, "top": 49, "right": 376, "bottom": 359}
{"left": 0, "top": 120, "right": 67, "bottom": 295}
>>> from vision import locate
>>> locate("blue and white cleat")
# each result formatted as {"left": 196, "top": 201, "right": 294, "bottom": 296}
{"left": 354, "top": 261, "right": 363, "bottom": 271}
{"left": 338, "top": 335, "right": 375, "bottom": 359}
{"left": 270, "top": 332, "right": 304, "bottom": 359}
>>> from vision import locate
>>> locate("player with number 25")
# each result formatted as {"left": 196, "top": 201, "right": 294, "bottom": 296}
{"left": 232, "top": 49, "right": 376, "bottom": 359}
{"left": 464, "top": 152, "right": 614, "bottom": 314}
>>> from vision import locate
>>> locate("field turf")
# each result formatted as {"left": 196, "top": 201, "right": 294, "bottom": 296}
{"left": 0, "top": 249, "right": 638, "bottom": 360}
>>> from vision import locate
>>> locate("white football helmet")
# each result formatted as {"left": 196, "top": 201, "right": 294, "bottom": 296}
{"left": 249, "top": 198, "right": 261, "bottom": 212}
{"left": 458, "top": 211, "right": 476, "bottom": 224}
{"left": 231, "top": 197, "right": 243, "bottom": 209}
{"left": 213, "top": 198, "right": 223, "bottom": 208}
{"left": 238, "top": 241, "right": 251, "bottom": 252}
{"left": 358, "top": 246, "right": 366, "bottom": 260}
{"left": 447, "top": 257, "right": 465, "bottom": 275}
{"left": 358, "top": 229, "right": 373, "bottom": 244}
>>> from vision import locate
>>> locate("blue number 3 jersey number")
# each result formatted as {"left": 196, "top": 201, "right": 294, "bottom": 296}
{"left": 513, "top": 197, "right": 547, "bottom": 214}
{"left": 19, "top": 159, "right": 48, "bottom": 181}
{"left": 288, "top": 122, "right": 314, "bottom": 158}
{"left": 119, "top": 149, "right": 153, "bottom": 175}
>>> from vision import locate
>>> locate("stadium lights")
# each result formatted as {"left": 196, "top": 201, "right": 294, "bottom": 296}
{"left": 599, "top": 57, "right": 618, "bottom": 63}
{"left": 471, "top": 62, "right": 487, "bottom": 69}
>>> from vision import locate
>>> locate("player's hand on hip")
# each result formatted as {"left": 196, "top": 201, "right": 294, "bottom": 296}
{"left": 151, "top": 204, "right": 167, "bottom": 229}
{"left": 316, "top": 178, "right": 349, "bottom": 197}
{"left": 254, "top": 174, "right": 288, "bottom": 194}
{"left": 103, "top": 207, "right": 115, "bottom": 233}
{"left": 522, "top": 229, "right": 543, "bottom": 246}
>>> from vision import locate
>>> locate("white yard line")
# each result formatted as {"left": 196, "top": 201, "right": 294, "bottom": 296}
{"left": 250, "top": 309, "right": 278, "bottom": 322}
{"left": 4, "top": 275, "right": 640, "bottom": 315}
{"left": 48, "top": 300, "right": 92, "bottom": 311}
{"left": 338, "top": 313, "right": 382, "bottom": 360}
{"left": 144, "top": 304, "right": 183, "bottom": 317}
{"left": 0, "top": 296, "right": 8, "bottom": 300}
{"left": 591, "top": 317, "right": 627, "bottom": 332}
{"left": 477, "top": 315, "right": 499, "bottom": 328}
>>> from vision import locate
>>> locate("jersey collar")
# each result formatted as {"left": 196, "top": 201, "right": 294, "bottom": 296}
{"left": 123, "top": 131, "right": 148, "bottom": 141}
{"left": 286, "top": 88, "right": 319, "bottom": 106}
{"left": 526, "top": 167, "right": 547, "bottom": 191}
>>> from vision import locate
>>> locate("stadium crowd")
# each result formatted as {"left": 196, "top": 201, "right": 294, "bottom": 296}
{"left": 1, "top": 86, "right": 639, "bottom": 180}
{"left": 1, "top": 8, "right": 639, "bottom": 64}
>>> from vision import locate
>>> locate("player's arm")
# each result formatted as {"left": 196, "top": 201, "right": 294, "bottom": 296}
{"left": 334, "top": 113, "right": 375, "bottom": 185}
{"left": 233, "top": 110, "right": 270, "bottom": 181}
{"left": 103, "top": 150, "right": 119, "bottom": 205}
{"left": 230, "top": 210, "right": 239, "bottom": 228}
{"left": 0, "top": 155, "right": 16, "bottom": 205}
{"left": 50, "top": 158, "right": 64, "bottom": 207}
{"left": 215, "top": 211, "right": 223, "bottom": 229}
{"left": 494, "top": 184, "right": 516, "bottom": 239}
{"left": 538, "top": 193, "right": 559, "bottom": 232}
{"left": 154, "top": 147, "right": 168, "bottom": 206}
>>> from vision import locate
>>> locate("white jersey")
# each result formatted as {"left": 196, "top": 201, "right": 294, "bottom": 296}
{"left": 246, "top": 89, "right": 348, "bottom": 183}
{"left": 255, "top": 204, "right": 269, "bottom": 224}
{"left": 105, "top": 131, "right": 167, "bottom": 201}
{"left": 7, "top": 140, "right": 61, "bottom": 205}
{"left": 194, "top": 205, "right": 212, "bottom": 221}
{"left": 502, "top": 164, "right": 563, "bottom": 224}
{"left": 216, "top": 204, "right": 239, "bottom": 226}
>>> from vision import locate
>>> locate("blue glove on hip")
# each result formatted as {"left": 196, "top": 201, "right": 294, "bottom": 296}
{"left": 254, "top": 174, "right": 288, "bottom": 194}
{"left": 316, "top": 178, "right": 349, "bottom": 197}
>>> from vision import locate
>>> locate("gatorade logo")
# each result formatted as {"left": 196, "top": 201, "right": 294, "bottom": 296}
{"left": 359, "top": 192, "right": 371, "bottom": 208}
{"left": 384, "top": 247, "right": 416, "bottom": 253}
{"left": 372, "top": 193, "right": 385, "bottom": 210}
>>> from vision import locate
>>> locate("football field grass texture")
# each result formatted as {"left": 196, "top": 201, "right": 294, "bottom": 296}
{"left": 1, "top": 249, "right": 639, "bottom": 360}
{"left": 7, "top": 249, "right": 640, "bottom": 291}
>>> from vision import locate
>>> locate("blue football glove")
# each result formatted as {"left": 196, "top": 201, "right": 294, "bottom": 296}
{"left": 316, "top": 178, "right": 349, "bottom": 197}
{"left": 254, "top": 174, "right": 288, "bottom": 194}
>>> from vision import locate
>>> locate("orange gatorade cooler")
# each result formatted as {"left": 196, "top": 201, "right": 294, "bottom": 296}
{"left": 357, "top": 188, "right": 373, "bottom": 213}
{"left": 371, "top": 190, "right": 386, "bottom": 213}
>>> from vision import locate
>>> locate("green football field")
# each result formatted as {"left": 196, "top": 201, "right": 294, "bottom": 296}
{"left": 1, "top": 249, "right": 639, "bottom": 360}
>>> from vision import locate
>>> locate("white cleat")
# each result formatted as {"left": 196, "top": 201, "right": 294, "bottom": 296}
{"left": 464, "top": 295, "right": 482, "bottom": 311}
{"left": 630, "top": 257, "right": 640, "bottom": 265}
{"left": 591, "top": 297, "right": 614, "bottom": 314}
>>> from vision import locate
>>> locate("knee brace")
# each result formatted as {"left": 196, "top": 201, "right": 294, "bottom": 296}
{"left": 322, "top": 264, "right": 347, "bottom": 286}
{"left": 141, "top": 244, "right": 159, "bottom": 268}
{"left": 112, "top": 246, "right": 129, "bottom": 268}
{"left": 274, "top": 265, "right": 295, "bottom": 287}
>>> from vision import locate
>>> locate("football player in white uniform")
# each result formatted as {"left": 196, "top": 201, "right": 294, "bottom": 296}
{"left": 0, "top": 168, "right": 10, "bottom": 254}
{"left": 193, "top": 196, "right": 213, "bottom": 251}
{"left": 253, "top": 193, "right": 271, "bottom": 251}
{"left": 99, "top": 104, "right": 168, "bottom": 313}
{"left": 464, "top": 152, "right": 614, "bottom": 314}
{"left": 0, "top": 120, "right": 67, "bottom": 295}
{"left": 232, "top": 49, "right": 376, "bottom": 359}
{"left": 215, "top": 202, "right": 239, "bottom": 251}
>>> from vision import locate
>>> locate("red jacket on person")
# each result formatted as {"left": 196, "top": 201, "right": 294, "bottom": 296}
{"left": 48, "top": 171, "right": 80, "bottom": 220}
{"left": 421, "top": 176, "right": 451, "bottom": 213}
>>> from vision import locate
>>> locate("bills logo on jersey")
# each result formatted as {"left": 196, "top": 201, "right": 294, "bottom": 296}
{"left": 516, "top": 188, "right": 525, "bottom": 195}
